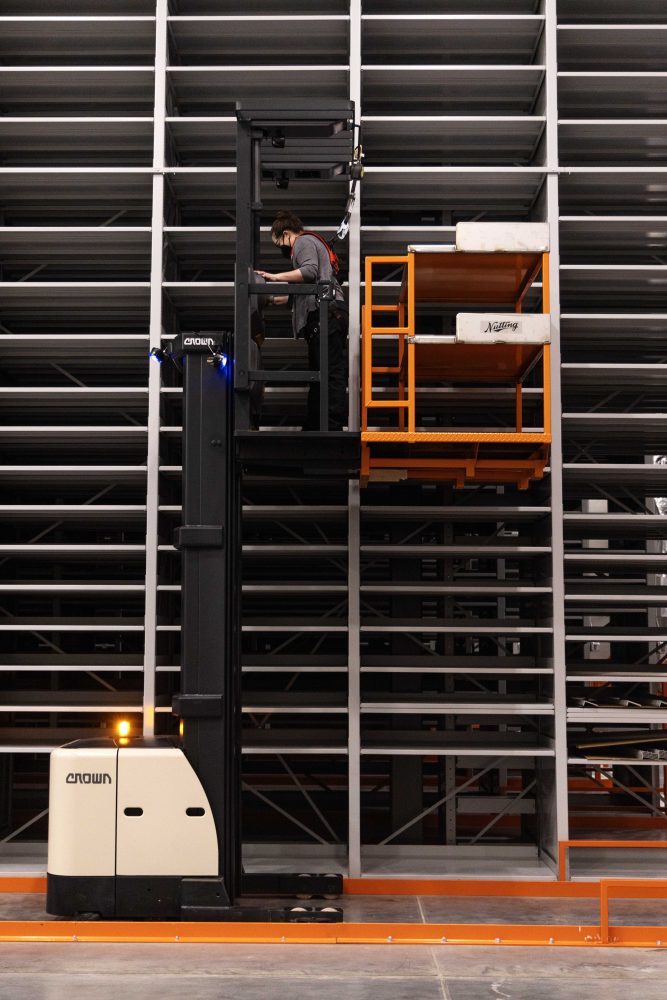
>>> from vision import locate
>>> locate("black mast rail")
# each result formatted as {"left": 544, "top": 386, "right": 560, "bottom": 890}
{"left": 174, "top": 331, "right": 240, "bottom": 913}
{"left": 174, "top": 331, "right": 342, "bottom": 919}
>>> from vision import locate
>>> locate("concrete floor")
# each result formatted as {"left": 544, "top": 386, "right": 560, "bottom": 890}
{"left": 3, "top": 891, "right": 667, "bottom": 927}
{"left": 0, "top": 941, "right": 666, "bottom": 1000}
{"left": 2, "top": 892, "right": 667, "bottom": 998}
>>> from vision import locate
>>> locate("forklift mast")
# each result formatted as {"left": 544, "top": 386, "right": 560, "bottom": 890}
{"left": 173, "top": 104, "right": 362, "bottom": 910}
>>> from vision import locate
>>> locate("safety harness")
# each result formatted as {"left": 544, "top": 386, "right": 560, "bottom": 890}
{"left": 292, "top": 231, "right": 341, "bottom": 274}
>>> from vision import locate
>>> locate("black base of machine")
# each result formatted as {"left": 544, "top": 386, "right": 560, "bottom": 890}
{"left": 236, "top": 431, "right": 360, "bottom": 478}
{"left": 241, "top": 872, "right": 342, "bottom": 898}
{"left": 46, "top": 874, "right": 342, "bottom": 922}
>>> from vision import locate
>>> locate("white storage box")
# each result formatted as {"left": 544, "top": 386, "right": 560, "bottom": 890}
{"left": 455, "top": 223, "right": 550, "bottom": 254}
{"left": 456, "top": 313, "right": 551, "bottom": 344}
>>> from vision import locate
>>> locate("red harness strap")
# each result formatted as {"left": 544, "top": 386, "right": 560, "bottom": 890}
{"left": 292, "top": 231, "right": 340, "bottom": 274}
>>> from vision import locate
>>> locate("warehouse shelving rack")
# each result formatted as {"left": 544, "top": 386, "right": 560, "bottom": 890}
{"left": 1, "top": 0, "right": 666, "bottom": 887}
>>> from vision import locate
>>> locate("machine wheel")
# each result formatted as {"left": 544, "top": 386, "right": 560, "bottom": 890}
{"left": 296, "top": 873, "right": 313, "bottom": 900}
{"left": 324, "top": 873, "right": 340, "bottom": 900}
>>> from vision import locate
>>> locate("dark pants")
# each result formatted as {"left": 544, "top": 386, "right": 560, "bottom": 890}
{"left": 301, "top": 307, "right": 348, "bottom": 431}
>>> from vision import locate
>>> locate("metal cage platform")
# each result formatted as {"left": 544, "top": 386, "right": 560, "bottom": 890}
{"left": 361, "top": 235, "right": 552, "bottom": 488}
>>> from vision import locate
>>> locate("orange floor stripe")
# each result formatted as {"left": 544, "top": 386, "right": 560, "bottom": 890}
{"left": 342, "top": 878, "right": 597, "bottom": 898}
{"left": 1, "top": 919, "right": 667, "bottom": 947}
{"left": 0, "top": 877, "right": 46, "bottom": 894}
{"left": 2, "top": 876, "right": 602, "bottom": 898}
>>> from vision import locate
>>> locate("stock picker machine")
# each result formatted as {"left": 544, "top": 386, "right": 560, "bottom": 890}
{"left": 43, "top": 101, "right": 553, "bottom": 922}
{"left": 46, "top": 102, "right": 361, "bottom": 922}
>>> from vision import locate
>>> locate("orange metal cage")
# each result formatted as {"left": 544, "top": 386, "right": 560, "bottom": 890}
{"left": 361, "top": 249, "right": 552, "bottom": 488}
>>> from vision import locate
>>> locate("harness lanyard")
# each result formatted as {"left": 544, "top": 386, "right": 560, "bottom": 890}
{"left": 333, "top": 126, "right": 363, "bottom": 243}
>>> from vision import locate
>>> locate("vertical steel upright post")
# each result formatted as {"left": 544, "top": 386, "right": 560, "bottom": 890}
{"left": 142, "top": 0, "right": 168, "bottom": 737}
{"left": 347, "top": 0, "right": 363, "bottom": 876}
{"left": 544, "top": 0, "right": 570, "bottom": 862}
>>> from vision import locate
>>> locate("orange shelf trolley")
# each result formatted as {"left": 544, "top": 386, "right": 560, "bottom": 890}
{"left": 361, "top": 223, "right": 552, "bottom": 488}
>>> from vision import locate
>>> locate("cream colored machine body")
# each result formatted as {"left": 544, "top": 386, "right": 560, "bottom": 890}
{"left": 47, "top": 738, "right": 218, "bottom": 919}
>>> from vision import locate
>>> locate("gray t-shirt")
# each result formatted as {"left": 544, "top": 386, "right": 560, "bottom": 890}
{"left": 291, "top": 233, "right": 344, "bottom": 338}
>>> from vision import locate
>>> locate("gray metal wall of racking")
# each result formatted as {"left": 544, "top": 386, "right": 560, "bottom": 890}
{"left": 0, "top": 0, "right": 666, "bottom": 881}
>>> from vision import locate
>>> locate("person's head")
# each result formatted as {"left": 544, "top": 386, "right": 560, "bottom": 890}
{"left": 271, "top": 211, "right": 304, "bottom": 258}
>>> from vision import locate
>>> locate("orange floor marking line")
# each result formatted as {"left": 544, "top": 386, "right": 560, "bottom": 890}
{"left": 0, "top": 877, "right": 46, "bottom": 894}
{"left": 1, "top": 875, "right": 602, "bottom": 898}
{"left": 1, "top": 919, "right": 667, "bottom": 947}
{"left": 343, "top": 878, "right": 597, "bottom": 898}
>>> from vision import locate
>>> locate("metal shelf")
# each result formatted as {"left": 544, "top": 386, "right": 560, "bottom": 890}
{"left": 557, "top": 26, "right": 667, "bottom": 71}
{"left": 362, "top": 166, "right": 545, "bottom": 215}
{"left": 568, "top": 709, "right": 667, "bottom": 724}
{"left": 0, "top": 120, "right": 153, "bottom": 164}
{"left": 364, "top": 0, "right": 540, "bottom": 11}
{"left": 362, "top": 697, "right": 554, "bottom": 715}
{"left": 361, "top": 583, "right": 551, "bottom": 595}
{"left": 361, "top": 618, "right": 552, "bottom": 634}
{"left": 559, "top": 124, "right": 667, "bottom": 165}
{"left": 564, "top": 514, "right": 666, "bottom": 537}
{"left": 0, "top": 67, "right": 155, "bottom": 114}
{"left": 362, "top": 66, "right": 544, "bottom": 114}
{"left": 565, "top": 552, "right": 667, "bottom": 569}
{"left": 559, "top": 169, "right": 667, "bottom": 213}
{"left": 562, "top": 414, "right": 667, "bottom": 451}
{"left": 561, "top": 363, "right": 667, "bottom": 387}
{"left": 0, "top": 505, "right": 146, "bottom": 521}
{"left": 361, "top": 504, "right": 550, "bottom": 521}
{"left": 168, "top": 66, "right": 349, "bottom": 114}
{"left": 362, "top": 15, "right": 544, "bottom": 64}
{"left": 361, "top": 732, "right": 554, "bottom": 756}
{"left": 361, "top": 544, "right": 550, "bottom": 556}
{"left": 568, "top": 670, "right": 667, "bottom": 682}
{"left": 168, "top": 16, "right": 349, "bottom": 63}
{"left": 560, "top": 263, "right": 667, "bottom": 309}
{"left": 362, "top": 655, "right": 551, "bottom": 675}
{"left": 361, "top": 116, "right": 545, "bottom": 165}
{"left": 558, "top": 72, "right": 667, "bottom": 117}
{"left": 0, "top": 466, "right": 147, "bottom": 484}
{"left": 0, "top": 17, "right": 156, "bottom": 64}
{"left": 558, "top": 2, "right": 667, "bottom": 24}
{"left": 560, "top": 216, "right": 667, "bottom": 255}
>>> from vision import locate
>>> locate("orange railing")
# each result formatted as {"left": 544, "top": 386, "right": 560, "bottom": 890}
{"left": 559, "top": 839, "right": 667, "bottom": 881}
